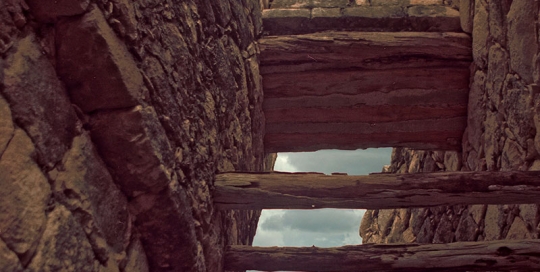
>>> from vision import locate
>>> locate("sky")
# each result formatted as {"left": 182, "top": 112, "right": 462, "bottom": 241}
{"left": 251, "top": 148, "right": 392, "bottom": 250}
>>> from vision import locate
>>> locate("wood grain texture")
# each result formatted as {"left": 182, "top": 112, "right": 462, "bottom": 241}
{"left": 260, "top": 32, "right": 472, "bottom": 152}
{"left": 214, "top": 171, "right": 540, "bottom": 209}
{"left": 225, "top": 240, "right": 540, "bottom": 271}
{"left": 259, "top": 32, "right": 472, "bottom": 74}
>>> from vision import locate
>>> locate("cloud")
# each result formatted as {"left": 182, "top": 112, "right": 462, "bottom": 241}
{"left": 261, "top": 209, "right": 363, "bottom": 233}
{"left": 279, "top": 148, "right": 392, "bottom": 175}
{"left": 274, "top": 154, "right": 300, "bottom": 172}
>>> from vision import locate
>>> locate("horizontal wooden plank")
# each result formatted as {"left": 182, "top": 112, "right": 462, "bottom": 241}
{"left": 262, "top": 67, "right": 470, "bottom": 98}
{"left": 260, "top": 32, "right": 472, "bottom": 74}
{"left": 225, "top": 240, "right": 540, "bottom": 271}
{"left": 264, "top": 117, "right": 466, "bottom": 152}
{"left": 214, "top": 171, "right": 540, "bottom": 209}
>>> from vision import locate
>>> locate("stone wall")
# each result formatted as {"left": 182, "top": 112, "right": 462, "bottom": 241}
{"left": 1, "top": 0, "right": 264, "bottom": 271}
{"left": 361, "top": 0, "right": 540, "bottom": 245}
{"left": 263, "top": 0, "right": 462, "bottom": 34}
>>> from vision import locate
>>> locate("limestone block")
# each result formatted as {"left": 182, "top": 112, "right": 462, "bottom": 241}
{"left": 507, "top": 0, "right": 539, "bottom": 84}
{"left": 459, "top": 0, "right": 474, "bottom": 33}
{"left": 90, "top": 106, "right": 174, "bottom": 196}
{"left": 2, "top": 34, "right": 78, "bottom": 168}
{"left": 467, "top": 70, "right": 486, "bottom": 152}
{"left": 501, "top": 139, "right": 525, "bottom": 170}
{"left": 262, "top": 8, "right": 311, "bottom": 18}
{"left": 27, "top": 0, "right": 89, "bottom": 22}
{"left": 506, "top": 217, "right": 534, "bottom": 239}
{"left": 343, "top": 6, "right": 406, "bottom": 18}
{"left": 472, "top": 0, "right": 488, "bottom": 68}
{"left": 0, "top": 129, "right": 50, "bottom": 257}
{"left": 311, "top": 7, "right": 340, "bottom": 18}
{"left": 56, "top": 7, "right": 143, "bottom": 113}
{"left": 312, "top": 0, "right": 349, "bottom": 7}
{"left": 0, "top": 95, "right": 14, "bottom": 156}
{"left": 410, "top": 0, "right": 444, "bottom": 4}
{"left": 433, "top": 215, "right": 455, "bottom": 243}
{"left": 270, "top": 0, "right": 311, "bottom": 8}
{"left": 124, "top": 237, "right": 149, "bottom": 272}
{"left": 469, "top": 204, "right": 486, "bottom": 224}
{"left": 484, "top": 205, "right": 502, "bottom": 240}
{"left": 443, "top": 151, "right": 462, "bottom": 171}
{"left": 0, "top": 239, "right": 22, "bottom": 272}
{"left": 371, "top": 0, "right": 407, "bottom": 5}
{"left": 407, "top": 6, "right": 459, "bottom": 17}
{"left": 355, "top": 0, "right": 369, "bottom": 5}
{"left": 454, "top": 214, "right": 477, "bottom": 241}
{"left": 48, "top": 134, "right": 130, "bottom": 254}
{"left": 518, "top": 204, "right": 538, "bottom": 232}
{"left": 486, "top": 44, "right": 509, "bottom": 109}
{"left": 26, "top": 205, "right": 97, "bottom": 272}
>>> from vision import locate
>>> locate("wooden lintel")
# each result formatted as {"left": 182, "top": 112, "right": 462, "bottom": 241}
{"left": 214, "top": 171, "right": 540, "bottom": 209}
{"left": 225, "top": 240, "right": 540, "bottom": 271}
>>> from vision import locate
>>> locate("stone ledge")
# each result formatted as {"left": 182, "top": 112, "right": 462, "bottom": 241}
{"left": 263, "top": 5, "right": 461, "bottom": 35}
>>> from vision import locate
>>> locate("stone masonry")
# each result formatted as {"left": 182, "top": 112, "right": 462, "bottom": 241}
{"left": 1, "top": 0, "right": 266, "bottom": 271}
{"left": 362, "top": 0, "right": 540, "bottom": 247}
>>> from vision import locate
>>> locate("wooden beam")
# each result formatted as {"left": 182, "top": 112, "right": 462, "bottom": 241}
{"left": 225, "top": 240, "right": 540, "bottom": 271}
{"left": 259, "top": 32, "right": 472, "bottom": 75}
{"left": 214, "top": 171, "right": 540, "bottom": 209}
{"left": 260, "top": 32, "right": 471, "bottom": 152}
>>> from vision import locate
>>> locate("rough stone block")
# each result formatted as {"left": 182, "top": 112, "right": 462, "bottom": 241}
{"left": 0, "top": 239, "right": 22, "bottom": 272}
{"left": 507, "top": 0, "right": 538, "bottom": 84}
{"left": 459, "top": 0, "right": 473, "bottom": 33}
{"left": 26, "top": 205, "right": 96, "bottom": 272}
{"left": 90, "top": 106, "right": 174, "bottom": 197}
{"left": 270, "top": 0, "right": 311, "bottom": 8}
{"left": 506, "top": 217, "right": 534, "bottom": 239}
{"left": 27, "top": 0, "right": 89, "bottom": 22}
{"left": 56, "top": 7, "right": 143, "bottom": 113}
{"left": 343, "top": 6, "right": 406, "bottom": 18}
{"left": 407, "top": 6, "right": 459, "bottom": 17}
{"left": 2, "top": 34, "right": 78, "bottom": 168}
{"left": 48, "top": 134, "right": 130, "bottom": 253}
{"left": 410, "top": 0, "right": 444, "bottom": 4}
{"left": 262, "top": 8, "right": 311, "bottom": 18}
{"left": 311, "top": 7, "right": 341, "bottom": 18}
{"left": 0, "top": 129, "right": 50, "bottom": 257}
{"left": 0, "top": 95, "right": 14, "bottom": 156}
{"left": 311, "top": 0, "right": 349, "bottom": 8}
{"left": 472, "top": 0, "right": 488, "bottom": 68}
{"left": 371, "top": 0, "right": 407, "bottom": 5}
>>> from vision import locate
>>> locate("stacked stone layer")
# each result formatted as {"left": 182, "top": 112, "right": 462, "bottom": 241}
{"left": 361, "top": 0, "right": 540, "bottom": 244}
{"left": 1, "top": 0, "right": 265, "bottom": 271}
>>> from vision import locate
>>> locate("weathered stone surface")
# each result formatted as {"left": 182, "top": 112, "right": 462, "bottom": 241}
{"left": 454, "top": 214, "right": 477, "bottom": 241}
{"left": 27, "top": 0, "right": 89, "bottom": 22}
{"left": 471, "top": 0, "right": 488, "bottom": 68}
{"left": 0, "top": 238, "right": 22, "bottom": 272}
{"left": 506, "top": 217, "right": 534, "bottom": 240}
{"left": 263, "top": 4, "right": 462, "bottom": 34}
{"left": 90, "top": 106, "right": 174, "bottom": 197}
{"left": 56, "top": 7, "right": 143, "bottom": 113}
{"left": 26, "top": 205, "right": 97, "bottom": 272}
{"left": 459, "top": 0, "right": 473, "bottom": 33}
{"left": 0, "top": 129, "right": 50, "bottom": 257}
{"left": 124, "top": 236, "right": 149, "bottom": 272}
{"left": 507, "top": 0, "right": 538, "bottom": 84}
{"left": 0, "top": 94, "right": 14, "bottom": 156}
{"left": 48, "top": 134, "right": 130, "bottom": 254}
{"left": 2, "top": 34, "right": 78, "bottom": 168}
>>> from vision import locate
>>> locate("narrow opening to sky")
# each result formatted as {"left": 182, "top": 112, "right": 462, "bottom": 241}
{"left": 250, "top": 148, "right": 392, "bottom": 271}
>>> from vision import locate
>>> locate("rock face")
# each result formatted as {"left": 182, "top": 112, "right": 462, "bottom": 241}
{"left": 263, "top": 0, "right": 461, "bottom": 34}
{"left": 1, "top": 1, "right": 264, "bottom": 272}
{"left": 361, "top": 0, "right": 540, "bottom": 244}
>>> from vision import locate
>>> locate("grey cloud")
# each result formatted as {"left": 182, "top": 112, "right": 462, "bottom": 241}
{"left": 261, "top": 209, "right": 364, "bottom": 233}
{"left": 282, "top": 148, "right": 392, "bottom": 175}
